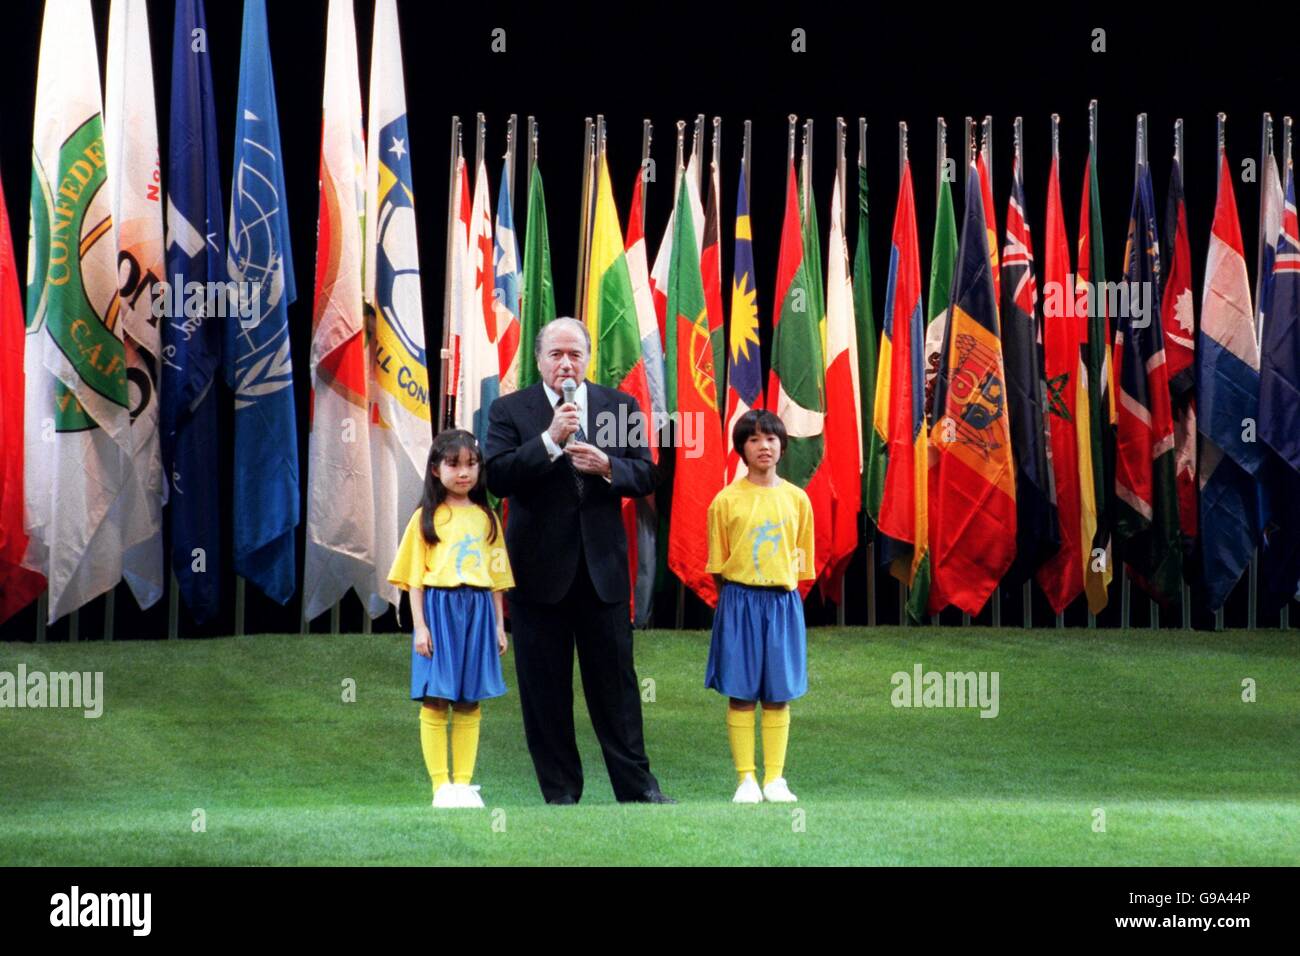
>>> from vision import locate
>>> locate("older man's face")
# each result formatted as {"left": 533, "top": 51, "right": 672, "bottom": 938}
{"left": 537, "top": 324, "right": 589, "bottom": 391}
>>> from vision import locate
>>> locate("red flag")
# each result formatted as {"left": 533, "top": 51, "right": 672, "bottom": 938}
{"left": 0, "top": 167, "right": 46, "bottom": 623}
{"left": 1162, "top": 157, "right": 1197, "bottom": 551}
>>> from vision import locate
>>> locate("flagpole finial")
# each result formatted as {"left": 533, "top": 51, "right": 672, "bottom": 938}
{"left": 1050, "top": 113, "right": 1060, "bottom": 159}
{"left": 1285, "top": 116, "right": 1294, "bottom": 171}
{"left": 858, "top": 117, "right": 867, "bottom": 168}
{"left": 1216, "top": 112, "right": 1227, "bottom": 154}
{"left": 899, "top": 121, "right": 908, "bottom": 175}
{"left": 1174, "top": 118, "right": 1183, "bottom": 170}
{"left": 1088, "top": 100, "right": 1098, "bottom": 152}
{"left": 788, "top": 115, "right": 798, "bottom": 166}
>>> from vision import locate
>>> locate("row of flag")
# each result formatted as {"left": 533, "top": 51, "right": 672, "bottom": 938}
{"left": 468, "top": 107, "right": 1300, "bottom": 624}
{"left": 1, "top": 9, "right": 1295, "bottom": 629}
{"left": 0, "top": 0, "right": 432, "bottom": 627}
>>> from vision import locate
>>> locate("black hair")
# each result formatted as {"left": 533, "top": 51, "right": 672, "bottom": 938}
{"left": 731, "top": 409, "right": 788, "bottom": 460}
{"left": 417, "top": 429, "right": 500, "bottom": 546}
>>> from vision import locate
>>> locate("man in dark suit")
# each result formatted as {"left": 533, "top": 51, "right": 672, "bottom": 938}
{"left": 486, "top": 317, "right": 673, "bottom": 805}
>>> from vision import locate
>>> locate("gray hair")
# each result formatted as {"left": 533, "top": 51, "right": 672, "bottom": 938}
{"left": 534, "top": 316, "right": 591, "bottom": 359}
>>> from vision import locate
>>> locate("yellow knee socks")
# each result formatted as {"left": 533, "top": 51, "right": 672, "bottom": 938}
{"left": 419, "top": 703, "right": 450, "bottom": 791}
{"left": 761, "top": 706, "right": 790, "bottom": 786}
{"left": 726, "top": 704, "right": 757, "bottom": 784}
{"left": 450, "top": 705, "right": 482, "bottom": 785}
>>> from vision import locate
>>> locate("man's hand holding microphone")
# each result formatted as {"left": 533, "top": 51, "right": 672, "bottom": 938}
{"left": 549, "top": 377, "right": 611, "bottom": 479}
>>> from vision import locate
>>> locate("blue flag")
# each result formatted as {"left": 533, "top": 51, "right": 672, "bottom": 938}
{"left": 163, "top": 0, "right": 225, "bottom": 624}
{"left": 1259, "top": 163, "right": 1300, "bottom": 609}
{"left": 225, "top": 0, "right": 298, "bottom": 604}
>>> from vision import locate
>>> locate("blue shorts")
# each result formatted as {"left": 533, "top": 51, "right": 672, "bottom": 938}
{"left": 705, "top": 581, "right": 807, "bottom": 703}
{"left": 410, "top": 586, "right": 506, "bottom": 703}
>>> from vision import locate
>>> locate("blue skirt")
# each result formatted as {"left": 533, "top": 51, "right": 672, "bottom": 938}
{"left": 705, "top": 581, "right": 807, "bottom": 703}
{"left": 410, "top": 586, "right": 506, "bottom": 703}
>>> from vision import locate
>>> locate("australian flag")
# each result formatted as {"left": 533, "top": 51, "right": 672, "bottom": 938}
{"left": 163, "top": 0, "right": 225, "bottom": 624}
{"left": 224, "top": 0, "right": 298, "bottom": 604}
{"left": 1259, "top": 162, "right": 1300, "bottom": 609}
{"left": 1000, "top": 146, "right": 1059, "bottom": 585}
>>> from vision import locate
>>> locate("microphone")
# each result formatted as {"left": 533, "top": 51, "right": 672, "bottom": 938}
{"left": 561, "top": 378, "right": 578, "bottom": 446}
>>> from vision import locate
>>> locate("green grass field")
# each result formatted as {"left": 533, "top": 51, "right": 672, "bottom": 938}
{"left": 1, "top": 627, "right": 1297, "bottom": 866}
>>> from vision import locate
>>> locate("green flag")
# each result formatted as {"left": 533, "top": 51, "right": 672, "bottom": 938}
{"left": 518, "top": 160, "right": 555, "bottom": 390}
{"left": 923, "top": 170, "right": 958, "bottom": 423}
{"left": 855, "top": 161, "right": 885, "bottom": 524}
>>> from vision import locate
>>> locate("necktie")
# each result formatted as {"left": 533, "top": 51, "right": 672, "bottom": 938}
{"left": 556, "top": 395, "right": 587, "bottom": 499}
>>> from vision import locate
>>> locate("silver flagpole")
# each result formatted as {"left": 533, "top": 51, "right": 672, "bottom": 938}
{"left": 899, "top": 120, "right": 908, "bottom": 626}
{"left": 1248, "top": 114, "right": 1273, "bottom": 633}
{"left": 1284, "top": 117, "right": 1295, "bottom": 632}
{"left": 835, "top": 115, "right": 848, "bottom": 629}
{"left": 861, "top": 116, "right": 875, "bottom": 629}
{"left": 931, "top": 116, "right": 945, "bottom": 629}
{"left": 575, "top": 117, "right": 594, "bottom": 324}
{"left": 1214, "top": 111, "right": 1226, "bottom": 633}
{"left": 1052, "top": 113, "right": 1065, "bottom": 631}
{"left": 1088, "top": 99, "right": 1102, "bottom": 630}
{"left": 439, "top": 115, "right": 460, "bottom": 431}
{"left": 984, "top": 114, "right": 1000, "bottom": 630}
{"left": 1174, "top": 118, "right": 1192, "bottom": 632}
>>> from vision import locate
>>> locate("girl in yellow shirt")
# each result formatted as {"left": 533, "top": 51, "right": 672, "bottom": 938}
{"left": 706, "top": 410, "right": 814, "bottom": 805}
{"left": 388, "top": 429, "right": 514, "bottom": 809}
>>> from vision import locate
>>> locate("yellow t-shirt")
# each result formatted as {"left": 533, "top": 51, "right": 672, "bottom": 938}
{"left": 706, "top": 478, "right": 815, "bottom": 590}
{"left": 387, "top": 505, "right": 515, "bottom": 592}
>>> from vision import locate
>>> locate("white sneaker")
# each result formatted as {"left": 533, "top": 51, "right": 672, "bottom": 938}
{"left": 432, "top": 783, "right": 459, "bottom": 808}
{"left": 733, "top": 773, "right": 763, "bottom": 804}
{"left": 458, "top": 783, "right": 485, "bottom": 808}
{"left": 762, "top": 777, "right": 798, "bottom": 803}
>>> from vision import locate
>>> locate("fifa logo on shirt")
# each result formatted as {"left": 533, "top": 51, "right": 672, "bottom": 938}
{"left": 452, "top": 532, "right": 483, "bottom": 578}
{"left": 750, "top": 520, "right": 782, "bottom": 578}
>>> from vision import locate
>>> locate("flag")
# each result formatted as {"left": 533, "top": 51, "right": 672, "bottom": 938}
{"left": 653, "top": 158, "right": 704, "bottom": 413}
{"left": 1259, "top": 161, "right": 1300, "bottom": 608}
{"left": 517, "top": 160, "right": 555, "bottom": 391}
{"left": 1000, "top": 142, "right": 1058, "bottom": 585}
{"left": 927, "top": 162, "right": 1016, "bottom": 615}
{"left": 1161, "top": 150, "right": 1197, "bottom": 563}
{"left": 1196, "top": 145, "right": 1259, "bottom": 612}
{"left": 1114, "top": 150, "right": 1181, "bottom": 605}
{"left": 666, "top": 168, "right": 726, "bottom": 607}
{"left": 724, "top": 158, "right": 763, "bottom": 484}
{"left": 770, "top": 160, "right": 832, "bottom": 592}
{"left": 1258, "top": 152, "right": 1285, "bottom": 345}
{"left": 105, "top": 0, "right": 165, "bottom": 610}
{"left": 821, "top": 171, "right": 862, "bottom": 601}
{"left": 873, "top": 159, "right": 930, "bottom": 619}
{"left": 1037, "top": 151, "right": 1094, "bottom": 613}
{"left": 24, "top": 0, "right": 142, "bottom": 622}
{"left": 1078, "top": 145, "right": 1114, "bottom": 611}
{"left": 626, "top": 170, "right": 666, "bottom": 624}
{"left": 455, "top": 157, "right": 497, "bottom": 444}
{"left": 161, "top": 0, "right": 225, "bottom": 623}
{"left": 855, "top": 158, "right": 885, "bottom": 525}
{"left": 303, "top": 0, "right": 374, "bottom": 621}
{"left": 363, "top": 0, "right": 430, "bottom": 617}
{"left": 922, "top": 166, "right": 958, "bottom": 419}
{"left": 976, "top": 147, "right": 1001, "bottom": 307}
{"left": 493, "top": 166, "right": 522, "bottom": 397}
{"left": 702, "top": 150, "right": 727, "bottom": 417}
{"left": 0, "top": 152, "right": 44, "bottom": 624}
{"left": 225, "top": 0, "right": 299, "bottom": 606}
{"left": 582, "top": 152, "right": 656, "bottom": 620}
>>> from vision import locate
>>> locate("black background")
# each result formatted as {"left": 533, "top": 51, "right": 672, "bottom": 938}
{"left": 1, "top": 2, "right": 1294, "bottom": 640}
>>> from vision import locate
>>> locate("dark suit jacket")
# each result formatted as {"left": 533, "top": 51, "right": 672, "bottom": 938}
{"left": 486, "top": 381, "right": 658, "bottom": 605}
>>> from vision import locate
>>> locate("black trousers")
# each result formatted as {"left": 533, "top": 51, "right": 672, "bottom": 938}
{"left": 509, "top": 548, "right": 658, "bottom": 802}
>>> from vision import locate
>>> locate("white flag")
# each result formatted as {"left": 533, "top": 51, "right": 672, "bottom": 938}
{"left": 105, "top": 0, "right": 165, "bottom": 610}
{"left": 24, "top": 0, "right": 143, "bottom": 622}
{"left": 303, "top": 0, "right": 374, "bottom": 622}
{"left": 455, "top": 159, "right": 497, "bottom": 445}
{"left": 364, "top": 0, "right": 431, "bottom": 618}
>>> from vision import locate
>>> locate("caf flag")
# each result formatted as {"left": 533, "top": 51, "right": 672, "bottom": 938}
{"left": 162, "top": 0, "right": 225, "bottom": 623}
{"left": 1113, "top": 151, "right": 1181, "bottom": 605}
{"left": 927, "top": 162, "right": 1017, "bottom": 616}
{"left": 1258, "top": 163, "right": 1300, "bottom": 608}
{"left": 226, "top": 0, "right": 300, "bottom": 606}
{"left": 303, "top": 0, "right": 375, "bottom": 621}
{"left": 25, "top": 0, "right": 147, "bottom": 622}
{"left": 1196, "top": 146, "right": 1259, "bottom": 612}
{"left": 1161, "top": 152, "right": 1198, "bottom": 561}
{"left": 1000, "top": 143, "right": 1058, "bottom": 586}
{"left": 665, "top": 170, "right": 726, "bottom": 607}
{"left": 872, "top": 160, "right": 930, "bottom": 620}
